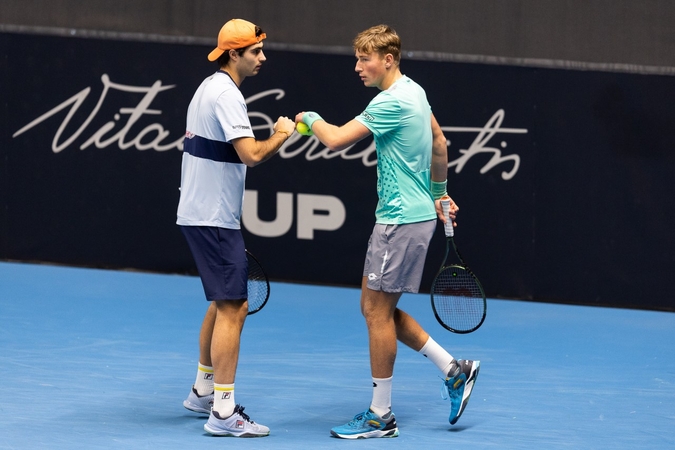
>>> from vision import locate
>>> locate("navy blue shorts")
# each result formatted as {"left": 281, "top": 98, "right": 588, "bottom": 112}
{"left": 180, "top": 226, "right": 248, "bottom": 301}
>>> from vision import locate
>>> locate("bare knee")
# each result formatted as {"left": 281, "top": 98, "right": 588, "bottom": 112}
{"left": 214, "top": 299, "right": 248, "bottom": 326}
{"left": 360, "top": 289, "right": 400, "bottom": 328}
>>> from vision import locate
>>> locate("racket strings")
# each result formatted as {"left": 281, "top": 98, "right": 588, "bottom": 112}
{"left": 432, "top": 267, "right": 484, "bottom": 332}
{"left": 246, "top": 254, "right": 269, "bottom": 314}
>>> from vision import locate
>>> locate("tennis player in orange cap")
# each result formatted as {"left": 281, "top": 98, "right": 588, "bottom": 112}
{"left": 177, "top": 18, "right": 295, "bottom": 437}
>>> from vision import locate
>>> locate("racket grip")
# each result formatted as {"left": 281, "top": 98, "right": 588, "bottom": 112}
{"left": 440, "top": 196, "right": 454, "bottom": 237}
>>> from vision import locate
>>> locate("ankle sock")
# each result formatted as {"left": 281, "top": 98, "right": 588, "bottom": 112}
{"left": 194, "top": 363, "right": 214, "bottom": 396}
{"left": 213, "top": 383, "right": 235, "bottom": 417}
{"left": 418, "top": 336, "right": 457, "bottom": 376}
{"left": 370, "top": 376, "right": 393, "bottom": 417}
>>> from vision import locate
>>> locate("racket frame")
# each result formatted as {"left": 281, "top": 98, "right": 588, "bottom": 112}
{"left": 245, "top": 249, "right": 270, "bottom": 315}
{"left": 430, "top": 197, "right": 487, "bottom": 333}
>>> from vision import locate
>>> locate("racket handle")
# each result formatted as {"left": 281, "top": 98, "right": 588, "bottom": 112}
{"left": 440, "top": 196, "right": 454, "bottom": 237}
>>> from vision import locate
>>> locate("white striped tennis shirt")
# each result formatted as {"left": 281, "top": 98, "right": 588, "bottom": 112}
{"left": 176, "top": 71, "right": 254, "bottom": 229}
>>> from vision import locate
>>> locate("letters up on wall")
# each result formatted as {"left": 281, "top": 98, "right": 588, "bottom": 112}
{"left": 2, "top": 32, "right": 674, "bottom": 311}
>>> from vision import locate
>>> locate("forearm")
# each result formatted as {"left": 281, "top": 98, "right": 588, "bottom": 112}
{"left": 256, "top": 131, "right": 290, "bottom": 165}
{"left": 311, "top": 120, "right": 353, "bottom": 151}
{"left": 297, "top": 111, "right": 371, "bottom": 151}
{"left": 431, "top": 149, "right": 448, "bottom": 182}
{"left": 234, "top": 131, "right": 289, "bottom": 167}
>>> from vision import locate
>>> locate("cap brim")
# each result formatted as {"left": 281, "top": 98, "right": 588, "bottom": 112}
{"left": 207, "top": 47, "right": 224, "bottom": 62}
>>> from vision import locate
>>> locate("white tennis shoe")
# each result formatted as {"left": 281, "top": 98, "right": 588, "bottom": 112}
{"left": 183, "top": 386, "right": 213, "bottom": 414}
{"left": 204, "top": 405, "right": 270, "bottom": 437}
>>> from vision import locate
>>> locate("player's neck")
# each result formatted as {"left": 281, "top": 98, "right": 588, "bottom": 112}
{"left": 220, "top": 67, "right": 243, "bottom": 86}
{"left": 379, "top": 69, "right": 402, "bottom": 91}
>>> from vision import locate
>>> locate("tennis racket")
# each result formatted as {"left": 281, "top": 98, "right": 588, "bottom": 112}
{"left": 245, "top": 249, "right": 270, "bottom": 315}
{"left": 430, "top": 197, "right": 486, "bottom": 333}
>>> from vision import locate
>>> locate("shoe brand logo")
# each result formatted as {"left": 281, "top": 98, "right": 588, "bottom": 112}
{"left": 235, "top": 420, "right": 245, "bottom": 429}
{"left": 222, "top": 392, "right": 232, "bottom": 399}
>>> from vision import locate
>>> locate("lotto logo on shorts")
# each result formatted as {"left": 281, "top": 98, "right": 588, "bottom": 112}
{"left": 368, "top": 273, "right": 378, "bottom": 281}
{"left": 222, "top": 392, "right": 231, "bottom": 399}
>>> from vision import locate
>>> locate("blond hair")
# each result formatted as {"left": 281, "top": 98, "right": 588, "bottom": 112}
{"left": 353, "top": 24, "right": 401, "bottom": 64}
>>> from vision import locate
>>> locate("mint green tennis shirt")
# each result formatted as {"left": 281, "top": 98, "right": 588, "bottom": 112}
{"left": 355, "top": 75, "right": 437, "bottom": 224}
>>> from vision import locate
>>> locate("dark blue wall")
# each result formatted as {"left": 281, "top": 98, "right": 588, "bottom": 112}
{"left": 2, "top": 32, "right": 674, "bottom": 311}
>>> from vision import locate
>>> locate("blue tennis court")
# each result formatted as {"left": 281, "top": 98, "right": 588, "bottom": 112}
{"left": 1, "top": 261, "right": 673, "bottom": 449}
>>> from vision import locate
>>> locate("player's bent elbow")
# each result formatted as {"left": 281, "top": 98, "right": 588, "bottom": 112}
{"left": 323, "top": 136, "right": 350, "bottom": 152}
{"left": 238, "top": 147, "right": 267, "bottom": 166}
{"left": 433, "top": 137, "right": 448, "bottom": 156}
{"left": 243, "top": 155, "right": 264, "bottom": 167}
{"left": 326, "top": 143, "right": 346, "bottom": 152}
{"left": 236, "top": 152, "right": 261, "bottom": 167}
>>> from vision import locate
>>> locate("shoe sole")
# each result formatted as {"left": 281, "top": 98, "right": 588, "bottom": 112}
{"left": 450, "top": 361, "right": 480, "bottom": 425}
{"left": 330, "top": 428, "right": 399, "bottom": 439}
{"left": 204, "top": 423, "right": 270, "bottom": 437}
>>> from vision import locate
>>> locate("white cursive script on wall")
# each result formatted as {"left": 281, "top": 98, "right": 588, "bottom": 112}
{"left": 443, "top": 109, "right": 526, "bottom": 180}
{"left": 13, "top": 75, "right": 526, "bottom": 179}
{"left": 12, "top": 74, "right": 183, "bottom": 153}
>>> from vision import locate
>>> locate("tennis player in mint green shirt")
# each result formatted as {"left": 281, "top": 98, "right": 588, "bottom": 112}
{"left": 295, "top": 24, "right": 480, "bottom": 440}
{"left": 356, "top": 73, "right": 438, "bottom": 224}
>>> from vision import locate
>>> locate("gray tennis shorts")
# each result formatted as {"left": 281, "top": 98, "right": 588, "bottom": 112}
{"left": 363, "top": 220, "right": 436, "bottom": 293}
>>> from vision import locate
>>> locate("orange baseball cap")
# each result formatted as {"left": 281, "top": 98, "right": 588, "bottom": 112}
{"left": 207, "top": 19, "right": 267, "bottom": 61}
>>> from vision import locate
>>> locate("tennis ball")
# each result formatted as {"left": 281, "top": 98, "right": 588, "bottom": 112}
{"left": 296, "top": 122, "right": 313, "bottom": 136}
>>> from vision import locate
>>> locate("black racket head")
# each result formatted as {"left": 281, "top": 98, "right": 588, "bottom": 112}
{"left": 246, "top": 250, "right": 270, "bottom": 315}
{"left": 431, "top": 264, "right": 486, "bottom": 333}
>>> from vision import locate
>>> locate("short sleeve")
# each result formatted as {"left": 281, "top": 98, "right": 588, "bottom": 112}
{"left": 354, "top": 91, "right": 401, "bottom": 138}
{"left": 215, "top": 90, "right": 255, "bottom": 143}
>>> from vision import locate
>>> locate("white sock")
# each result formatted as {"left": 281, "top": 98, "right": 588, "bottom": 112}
{"left": 194, "top": 363, "right": 214, "bottom": 396}
{"left": 213, "top": 383, "right": 235, "bottom": 417}
{"left": 370, "top": 376, "right": 393, "bottom": 417}
{"left": 418, "top": 336, "right": 457, "bottom": 376}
